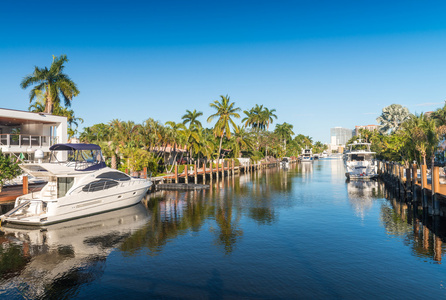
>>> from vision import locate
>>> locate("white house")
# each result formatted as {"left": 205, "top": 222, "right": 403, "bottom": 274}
{"left": 0, "top": 108, "right": 67, "bottom": 161}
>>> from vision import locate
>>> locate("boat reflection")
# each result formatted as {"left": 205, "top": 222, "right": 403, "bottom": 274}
{"left": 0, "top": 203, "right": 150, "bottom": 299}
{"left": 347, "top": 180, "right": 382, "bottom": 219}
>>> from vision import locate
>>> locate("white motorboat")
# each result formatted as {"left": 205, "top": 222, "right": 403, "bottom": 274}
{"left": 344, "top": 141, "right": 378, "bottom": 179}
{"left": 300, "top": 148, "right": 313, "bottom": 163}
{"left": 1, "top": 143, "right": 152, "bottom": 226}
{"left": 281, "top": 157, "right": 290, "bottom": 168}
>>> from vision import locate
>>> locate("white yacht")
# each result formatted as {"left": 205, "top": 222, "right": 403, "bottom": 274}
{"left": 281, "top": 157, "right": 290, "bottom": 168}
{"left": 344, "top": 141, "right": 378, "bottom": 179}
{"left": 1, "top": 143, "right": 152, "bottom": 226}
{"left": 300, "top": 148, "right": 313, "bottom": 163}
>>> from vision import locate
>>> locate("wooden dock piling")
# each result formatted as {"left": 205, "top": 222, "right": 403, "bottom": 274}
{"left": 23, "top": 176, "right": 28, "bottom": 195}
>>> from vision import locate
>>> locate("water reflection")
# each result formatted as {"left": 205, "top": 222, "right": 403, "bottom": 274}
{"left": 0, "top": 203, "right": 150, "bottom": 299}
{"left": 380, "top": 187, "right": 446, "bottom": 263}
{"left": 2, "top": 161, "right": 446, "bottom": 298}
{"left": 347, "top": 180, "right": 383, "bottom": 219}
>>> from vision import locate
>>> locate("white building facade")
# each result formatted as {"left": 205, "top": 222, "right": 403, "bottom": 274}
{"left": 330, "top": 127, "right": 353, "bottom": 146}
{"left": 0, "top": 108, "right": 67, "bottom": 161}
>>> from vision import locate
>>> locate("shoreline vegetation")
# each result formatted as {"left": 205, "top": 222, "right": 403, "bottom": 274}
{"left": 17, "top": 55, "right": 326, "bottom": 176}
{"left": 350, "top": 103, "right": 446, "bottom": 172}
{"left": 16, "top": 55, "right": 446, "bottom": 176}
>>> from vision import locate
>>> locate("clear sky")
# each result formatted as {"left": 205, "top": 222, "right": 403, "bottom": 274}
{"left": 1, "top": 0, "right": 446, "bottom": 143}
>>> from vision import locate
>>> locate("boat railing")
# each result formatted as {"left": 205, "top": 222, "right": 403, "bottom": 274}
{"left": 0, "top": 134, "right": 58, "bottom": 148}
{"left": 67, "top": 178, "right": 145, "bottom": 195}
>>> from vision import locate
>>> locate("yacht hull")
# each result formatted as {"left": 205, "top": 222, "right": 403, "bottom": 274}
{"left": 3, "top": 181, "right": 152, "bottom": 226}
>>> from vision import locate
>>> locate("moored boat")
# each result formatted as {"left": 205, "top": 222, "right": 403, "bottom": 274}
{"left": 300, "top": 148, "right": 313, "bottom": 163}
{"left": 344, "top": 141, "right": 378, "bottom": 179}
{"left": 1, "top": 143, "right": 152, "bottom": 226}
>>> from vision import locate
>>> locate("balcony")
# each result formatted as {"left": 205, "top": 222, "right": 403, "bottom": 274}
{"left": 0, "top": 134, "right": 58, "bottom": 149}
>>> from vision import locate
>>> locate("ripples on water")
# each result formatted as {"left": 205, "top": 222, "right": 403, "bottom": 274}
{"left": 0, "top": 160, "right": 446, "bottom": 299}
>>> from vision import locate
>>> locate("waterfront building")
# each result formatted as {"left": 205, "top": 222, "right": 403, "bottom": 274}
{"left": 0, "top": 108, "right": 67, "bottom": 161}
{"left": 354, "top": 125, "right": 379, "bottom": 136}
{"left": 330, "top": 127, "right": 352, "bottom": 146}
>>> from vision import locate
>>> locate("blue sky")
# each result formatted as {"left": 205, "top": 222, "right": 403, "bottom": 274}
{"left": 1, "top": 0, "right": 446, "bottom": 143}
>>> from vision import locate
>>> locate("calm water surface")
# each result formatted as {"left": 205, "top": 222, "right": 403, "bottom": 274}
{"left": 1, "top": 159, "right": 446, "bottom": 299}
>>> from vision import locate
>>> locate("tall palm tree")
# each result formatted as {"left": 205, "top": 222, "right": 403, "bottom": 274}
{"left": 165, "top": 121, "right": 187, "bottom": 167}
{"left": 230, "top": 125, "right": 254, "bottom": 158}
{"left": 21, "top": 55, "right": 79, "bottom": 114}
{"left": 182, "top": 109, "right": 203, "bottom": 129}
{"left": 207, "top": 95, "right": 241, "bottom": 159}
{"left": 431, "top": 104, "right": 446, "bottom": 126}
{"left": 376, "top": 104, "right": 410, "bottom": 134}
{"left": 274, "top": 123, "right": 295, "bottom": 153}
{"left": 262, "top": 107, "right": 278, "bottom": 130}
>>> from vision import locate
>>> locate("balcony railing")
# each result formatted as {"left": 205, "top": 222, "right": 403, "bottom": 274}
{"left": 0, "top": 134, "right": 58, "bottom": 148}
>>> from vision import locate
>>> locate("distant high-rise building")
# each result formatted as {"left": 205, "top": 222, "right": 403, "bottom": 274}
{"left": 354, "top": 125, "right": 379, "bottom": 136}
{"left": 330, "top": 127, "right": 352, "bottom": 146}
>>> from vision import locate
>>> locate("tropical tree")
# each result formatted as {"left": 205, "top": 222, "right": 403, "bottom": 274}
{"left": 376, "top": 104, "right": 410, "bottom": 134}
{"left": 0, "top": 151, "right": 21, "bottom": 192}
{"left": 261, "top": 107, "right": 278, "bottom": 130}
{"left": 207, "top": 95, "right": 241, "bottom": 159}
{"left": 431, "top": 104, "right": 446, "bottom": 124}
{"left": 229, "top": 125, "right": 254, "bottom": 158}
{"left": 274, "top": 123, "right": 295, "bottom": 153}
{"left": 182, "top": 109, "right": 203, "bottom": 129}
{"left": 21, "top": 55, "right": 79, "bottom": 114}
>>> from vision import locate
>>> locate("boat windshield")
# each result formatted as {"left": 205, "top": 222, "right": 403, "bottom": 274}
{"left": 49, "top": 144, "right": 106, "bottom": 171}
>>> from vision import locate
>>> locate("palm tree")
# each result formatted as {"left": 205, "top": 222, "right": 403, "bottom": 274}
{"left": 274, "top": 123, "right": 295, "bottom": 153}
{"left": 207, "top": 95, "right": 241, "bottom": 159}
{"left": 165, "top": 121, "right": 187, "bottom": 167}
{"left": 21, "top": 55, "right": 79, "bottom": 114}
{"left": 376, "top": 104, "right": 410, "bottom": 134}
{"left": 261, "top": 107, "right": 277, "bottom": 130}
{"left": 431, "top": 104, "right": 446, "bottom": 126}
{"left": 182, "top": 109, "right": 203, "bottom": 129}
{"left": 230, "top": 125, "right": 254, "bottom": 158}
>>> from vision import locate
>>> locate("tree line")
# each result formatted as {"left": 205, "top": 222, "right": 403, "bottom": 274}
{"left": 350, "top": 103, "right": 446, "bottom": 171}
{"left": 19, "top": 55, "right": 325, "bottom": 174}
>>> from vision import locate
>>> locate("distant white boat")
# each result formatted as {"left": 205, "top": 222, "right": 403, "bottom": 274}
{"left": 281, "top": 157, "right": 290, "bottom": 168}
{"left": 344, "top": 141, "right": 378, "bottom": 180}
{"left": 1, "top": 143, "right": 152, "bottom": 226}
{"left": 300, "top": 148, "right": 313, "bottom": 163}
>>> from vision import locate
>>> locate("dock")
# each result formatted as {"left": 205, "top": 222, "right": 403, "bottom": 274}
{"left": 156, "top": 183, "right": 209, "bottom": 190}
{"left": 378, "top": 161, "right": 446, "bottom": 216}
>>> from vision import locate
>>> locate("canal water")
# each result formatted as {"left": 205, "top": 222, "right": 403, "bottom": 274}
{"left": 1, "top": 159, "right": 446, "bottom": 299}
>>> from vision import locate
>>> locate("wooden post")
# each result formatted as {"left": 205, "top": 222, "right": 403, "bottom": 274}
{"left": 406, "top": 167, "right": 411, "bottom": 193}
{"left": 203, "top": 160, "right": 206, "bottom": 182}
{"left": 421, "top": 164, "right": 427, "bottom": 190}
{"left": 125, "top": 168, "right": 129, "bottom": 175}
{"left": 175, "top": 164, "right": 179, "bottom": 184}
{"left": 23, "top": 175, "right": 28, "bottom": 195}
{"left": 216, "top": 160, "right": 219, "bottom": 180}
{"left": 185, "top": 164, "right": 189, "bottom": 184}
{"left": 210, "top": 160, "right": 213, "bottom": 182}
{"left": 143, "top": 167, "right": 147, "bottom": 179}
{"left": 433, "top": 166, "right": 440, "bottom": 215}
{"left": 194, "top": 162, "right": 197, "bottom": 184}
{"left": 232, "top": 159, "right": 235, "bottom": 176}
{"left": 412, "top": 164, "right": 417, "bottom": 185}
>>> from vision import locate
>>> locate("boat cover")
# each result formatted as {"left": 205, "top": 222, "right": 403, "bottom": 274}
{"left": 49, "top": 143, "right": 102, "bottom": 151}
